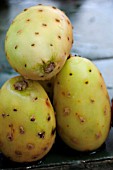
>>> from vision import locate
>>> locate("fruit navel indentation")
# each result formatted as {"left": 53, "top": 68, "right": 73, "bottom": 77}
{"left": 14, "top": 80, "right": 28, "bottom": 91}
{"left": 44, "top": 62, "right": 55, "bottom": 73}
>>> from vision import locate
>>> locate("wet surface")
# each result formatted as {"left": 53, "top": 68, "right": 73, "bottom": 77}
{"left": 0, "top": 0, "right": 113, "bottom": 169}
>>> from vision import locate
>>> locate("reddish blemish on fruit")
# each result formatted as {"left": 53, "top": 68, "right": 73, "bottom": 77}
{"left": 43, "top": 146, "right": 48, "bottom": 151}
{"left": 70, "top": 137, "right": 78, "bottom": 144}
{"left": 46, "top": 98, "right": 50, "bottom": 107}
{"left": 32, "top": 154, "right": 39, "bottom": 159}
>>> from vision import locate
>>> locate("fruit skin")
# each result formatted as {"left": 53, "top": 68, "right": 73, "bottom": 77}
{"left": 0, "top": 76, "right": 56, "bottom": 162}
{"left": 39, "top": 77, "right": 54, "bottom": 102}
{"left": 5, "top": 5, "right": 73, "bottom": 80}
{"left": 53, "top": 56, "right": 111, "bottom": 152}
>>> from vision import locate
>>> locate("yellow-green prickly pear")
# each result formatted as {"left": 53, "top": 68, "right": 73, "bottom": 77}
{"left": 39, "top": 77, "right": 55, "bottom": 102}
{"left": 0, "top": 76, "right": 56, "bottom": 162}
{"left": 53, "top": 56, "right": 111, "bottom": 152}
{"left": 5, "top": 5, "right": 73, "bottom": 80}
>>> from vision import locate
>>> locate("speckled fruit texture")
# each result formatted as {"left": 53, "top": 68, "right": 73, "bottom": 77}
{"left": 5, "top": 5, "right": 73, "bottom": 80}
{"left": 53, "top": 56, "right": 111, "bottom": 151}
{"left": 0, "top": 76, "right": 56, "bottom": 162}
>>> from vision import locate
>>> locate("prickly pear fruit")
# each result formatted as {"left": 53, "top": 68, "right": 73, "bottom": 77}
{"left": 39, "top": 77, "right": 54, "bottom": 102}
{"left": 53, "top": 56, "right": 111, "bottom": 151}
{"left": 5, "top": 5, "right": 73, "bottom": 80}
{"left": 0, "top": 76, "right": 56, "bottom": 162}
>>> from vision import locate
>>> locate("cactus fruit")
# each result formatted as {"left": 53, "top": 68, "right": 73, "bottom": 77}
{"left": 53, "top": 56, "right": 111, "bottom": 151}
{"left": 5, "top": 5, "right": 73, "bottom": 80}
{"left": 39, "top": 77, "right": 55, "bottom": 102}
{"left": 0, "top": 76, "right": 56, "bottom": 162}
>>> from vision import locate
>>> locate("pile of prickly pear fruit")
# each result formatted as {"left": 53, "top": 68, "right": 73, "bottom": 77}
{"left": 0, "top": 4, "right": 111, "bottom": 163}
